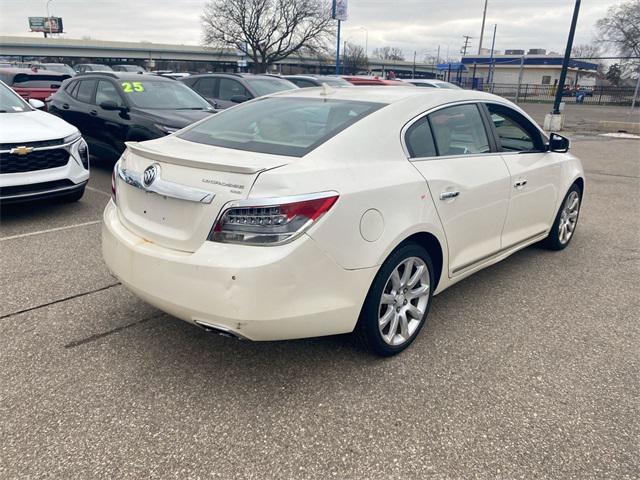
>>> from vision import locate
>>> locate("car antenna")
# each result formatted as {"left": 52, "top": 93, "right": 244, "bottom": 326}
{"left": 320, "top": 83, "right": 335, "bottom": 96}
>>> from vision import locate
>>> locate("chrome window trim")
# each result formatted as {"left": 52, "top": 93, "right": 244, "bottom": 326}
{"left": 401, "top": 100, "right": 493, "bottom": 161}
{"left": 115, "top": 162, "right": 215, "bottom": 204}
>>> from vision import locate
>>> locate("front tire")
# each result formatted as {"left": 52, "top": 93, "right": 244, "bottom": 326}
{"left": 356, "top": 243, "right": 434, "bottom": 356}
{"left": 541, "top": 184, "right": 582, "bottom": 250}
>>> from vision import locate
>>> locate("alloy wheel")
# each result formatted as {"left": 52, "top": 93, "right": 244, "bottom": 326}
{"left": 558, "top": 191, "right": 580, "bottom": 244}
{"left": 378, "top": 257, "right": 430, "bottom": 346}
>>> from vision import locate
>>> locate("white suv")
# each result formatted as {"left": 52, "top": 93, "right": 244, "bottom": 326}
{"left": 103, "top": 87, "right": 584, "bottom": 356}
{"left": 0, "top": 81, "right": 89, "bottom": 203}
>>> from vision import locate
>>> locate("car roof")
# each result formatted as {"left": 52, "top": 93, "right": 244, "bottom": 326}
{"left": 0, "top": 67, "right": 68, "bottom": 76}
{"left": 268, "top": 85, "right": 507, "bottom": 106}
{"left": 73, "top": 72, "right": 170, "bottom": 81}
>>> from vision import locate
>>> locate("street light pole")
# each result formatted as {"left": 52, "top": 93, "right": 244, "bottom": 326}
{"left": 553, "top": 0, "right": 581, "bottom": 114}
{"left": 478, "top": 0, "right": 488, "bottom": 54}
{"left": 46, "top": 0, "right": 54, "bottom": 37}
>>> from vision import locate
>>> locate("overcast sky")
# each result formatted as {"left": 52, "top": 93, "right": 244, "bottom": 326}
{"left": 0, "top": 0, "right": 621, "bottom": 60}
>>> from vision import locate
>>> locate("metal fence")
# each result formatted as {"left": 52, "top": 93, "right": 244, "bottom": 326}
{"left": 463, "top": 82, "right": 638, "bottom": 106}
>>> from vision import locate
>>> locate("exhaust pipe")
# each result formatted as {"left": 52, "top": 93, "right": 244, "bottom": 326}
{"left": 194, "top": 320, "right": 245, "bottom": 340}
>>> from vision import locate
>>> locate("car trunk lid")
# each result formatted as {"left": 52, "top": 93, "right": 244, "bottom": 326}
{"left": 115, "top": 137, "right": 291, "bottom": 252}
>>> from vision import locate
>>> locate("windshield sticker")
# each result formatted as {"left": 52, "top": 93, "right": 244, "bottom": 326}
{"left": 121, "top": 82, "right": 144, "bottom": 93}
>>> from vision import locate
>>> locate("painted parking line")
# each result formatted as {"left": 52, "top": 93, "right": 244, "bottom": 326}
{"left": 0, "top": 220, "right": 102, "bottom": 242}
{"left": 86, "top": 186, "right": 112, "bottom": 197}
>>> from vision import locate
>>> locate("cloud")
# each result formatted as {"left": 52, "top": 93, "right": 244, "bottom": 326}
{"left": 0, "top": 0, "right": 619, "bottom": 57}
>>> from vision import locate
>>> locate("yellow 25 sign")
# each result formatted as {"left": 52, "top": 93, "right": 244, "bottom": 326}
{"left": 121, "top": 81, "right": 144, "bottom": 93}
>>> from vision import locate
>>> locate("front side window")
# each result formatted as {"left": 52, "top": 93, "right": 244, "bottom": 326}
{"left": 178, "top": 97, "right": 385, "bottom": 157}
{"left": 194, "top": 77, "right": 217, "bottom": 98}
{"left": 96, "top": 80, "right": 124, "bottom": 106}
{"left": 428, "top": 104, "right": 491, "bottom": 156}
{"left": 486, "top": 104, "right": 542, "bottom": 152}
{"left": 218, "top": 78, "right": 250, "bottom": 101}
{"left": 117, "top": 80, "right": 211, "bottom": 110}
{"left": 243, "top": 77, "right": 297, "bottom": 97}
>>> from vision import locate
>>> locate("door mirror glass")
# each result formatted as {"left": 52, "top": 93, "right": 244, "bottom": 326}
{"left": 549, "top": 132, "right": 570, "bottom": 153}
{"left": 230, "top": 94, "right": 250, "bottom": 104}
{"left": 28, "top": 99, "right": 45, "bottom": 109}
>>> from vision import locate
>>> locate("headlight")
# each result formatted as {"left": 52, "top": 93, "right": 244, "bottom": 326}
{"left": 63, "top": 131, "right": 82, "bottom": 144}
{"left": 154, "top": 124, "right": 180, "bottom": 135}
{"left": 78, "top": 139, "right": 89, "bottom": 169}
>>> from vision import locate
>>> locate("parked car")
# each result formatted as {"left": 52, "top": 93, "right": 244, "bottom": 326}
{"left": 0, "top": 67, "right": 71, "bottom": 106}
{"left": 284, "top": 75, "right": 351, "bottom": 88}
{"left": 37, "top": 63, "right": 77, "bottom": 77}
{"left": 103, "top": 86, "right": 584, "bottom": 356}
{"left": 48, "top": 72, "right": 214, "bottom": 160}
{"left": 0, "top": 81, "right": 89, "bottom": 203}
{"left": 180, "top": 73, "right": 297, "bottom": 110}
{"left": 159, "top": 72, "right": 191, "bottom": 80}
{"left": 74, "top": 64, "right": 113, "bottom": 73}
{"left": 406, "top": 79, "right": 461, "bottom": 89}
{"left": 342, "top": 75, "right": 410, "bottom": 86}
{"left": 112, "top": 64, "right": 147, "bottom": 73}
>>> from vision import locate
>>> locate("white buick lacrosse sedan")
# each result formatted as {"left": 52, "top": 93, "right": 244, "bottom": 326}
{"left": 103, "top": 86, "right": 584, "bottom": 356}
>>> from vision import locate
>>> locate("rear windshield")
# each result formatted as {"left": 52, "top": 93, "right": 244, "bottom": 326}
{"left": 11, "top": 74, "right": 68, "bottom": 88}
{"left": 178, "top": 97, "right": 385, "bottom": 157}
{"left": 244, "top": 77, "right": 297, "bottom": 96}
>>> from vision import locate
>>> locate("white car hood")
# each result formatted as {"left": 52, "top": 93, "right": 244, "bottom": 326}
{"left": 0, "top": 110, "right": 77, "bottom": 144}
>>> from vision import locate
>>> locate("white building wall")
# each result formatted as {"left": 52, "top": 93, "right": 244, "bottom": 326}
{"left": 468, "top": 65, "right": 596, "bottom": 86}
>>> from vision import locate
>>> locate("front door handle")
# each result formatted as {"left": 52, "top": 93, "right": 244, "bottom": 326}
{"left": 439, "top": 191, "right": 460, "bottom": 200}
{"left": 514, "top": 179, "right": 528, "bottom": 189}
{"left": 62, "top": 103, "right": 69, "bottom": 109}
{"left": 90, "top": 110, "right": 98, "bottom": 116}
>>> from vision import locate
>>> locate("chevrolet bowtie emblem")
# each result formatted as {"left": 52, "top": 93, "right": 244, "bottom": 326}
{"left": 10, "top": 146, "right": 34, "bottom": 156}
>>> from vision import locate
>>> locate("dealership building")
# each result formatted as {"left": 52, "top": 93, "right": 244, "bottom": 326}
{"left": 462, "top": 49, "right": 599, "bottom": 86}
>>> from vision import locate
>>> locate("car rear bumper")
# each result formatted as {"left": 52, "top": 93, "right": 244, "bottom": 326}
{"left": 102, "top": 201, "right": 376, "bottom": 341}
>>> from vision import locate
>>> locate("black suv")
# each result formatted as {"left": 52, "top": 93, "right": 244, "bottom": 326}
{"left": 48, "top": 72, "right": 214, "bottom": 159}
{"left": 180, "top": 73, "right": 297, "bottom": 110}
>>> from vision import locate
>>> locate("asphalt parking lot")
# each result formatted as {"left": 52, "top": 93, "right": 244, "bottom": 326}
{"left": 1, "top": 134, "right": 639, "bottom": 479}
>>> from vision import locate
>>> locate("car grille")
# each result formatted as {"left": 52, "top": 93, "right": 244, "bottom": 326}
{"left": 0, "top": 149, "right": 69, "bottom": 174}
{"left": 0, "top": 138, "right": 65, "bottom": 151}
{"left": 0, "top": 179, "right": 75, "bottom": 197}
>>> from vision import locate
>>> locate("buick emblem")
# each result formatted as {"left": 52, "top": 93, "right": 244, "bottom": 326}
{"left": 143, "top": 164, "right": 159, "bottom": 187}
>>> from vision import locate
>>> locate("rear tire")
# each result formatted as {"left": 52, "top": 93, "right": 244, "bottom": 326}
{"left": 356, "top": 243, "right": 434, "bottom": 356}
{"left": 541, "top": 184, "right": 582, "bottom": 251}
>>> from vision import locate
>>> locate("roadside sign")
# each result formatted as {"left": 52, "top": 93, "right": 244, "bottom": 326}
{"left": 332, "top": 0, "right": 348, "bottom": 21}
{"left": 28, "top": 17, "right": 64, "bottom": 34}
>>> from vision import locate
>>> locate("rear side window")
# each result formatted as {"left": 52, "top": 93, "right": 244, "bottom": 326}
{"left": 428, "top": 104, "right": 490, "bottom": 156}
{"left": 405, "top": 116, "right": 437, "bottom": 158}
{"left": 76, "top": 80, "right": 97, "bottom": 103}
{"left": 178, "top": 97, "right": 385, "bottom": 157}
{"left": 11, "top": 74, "right": 67, "bottom": 88}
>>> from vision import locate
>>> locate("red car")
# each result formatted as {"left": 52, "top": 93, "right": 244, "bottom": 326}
{"left": 342, "top": 76, "right": 410, "bottom": 86}
{"left": 0, "top": 68, "right": 71, "bottom": 108}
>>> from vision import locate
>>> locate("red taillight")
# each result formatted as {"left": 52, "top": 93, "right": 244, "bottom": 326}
{"left": 210, "top": 193, "right": 338, "bottom": 245}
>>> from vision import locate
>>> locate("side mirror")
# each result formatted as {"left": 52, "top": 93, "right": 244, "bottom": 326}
{"left": 100, "top": 100, "right": 127, "bottom": 113}
{"left": 549, "top": 132, "right": 570, "bottom": 153}
{"left": 28, "top": 99, "right": 45, "bottom": 110}
{"left": 230, "top": 95, "right": 250, "bottom": 104}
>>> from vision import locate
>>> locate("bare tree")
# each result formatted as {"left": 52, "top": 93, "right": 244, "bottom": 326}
{"left": 342, "top": 42, "right": 368, "bottom": 74}
{"left": 201, "top": 0, "right": 335, "bottom": 73}
{"left": 596, "top": 0, "right": 640, "bottom": 74}
{"left": 372, "top": 46, "right": 405, "bottom": 61}
{"left": 572, "top": 43, "right": 600, "bottom": 59}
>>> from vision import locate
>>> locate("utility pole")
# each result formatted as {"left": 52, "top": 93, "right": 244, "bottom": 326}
{"left": 461, "top": 35, "right": 472, "bottom": 56}
{"left": 515, "top": 55, "right": 525, "bottom": 103}
{"left": 335, "top": 20, "right": 341, "bottom": 75}
{"left": 412, "top": 51, "right": 416, "bottom": 79}
{"left": 487, "top": 24, "right": 497, "bottom": 84}
{"left": 478, "top": 0, "right": 488, "bottom": 54}
{"left": 553, "top": 0, "right": 581, "bottom": 114}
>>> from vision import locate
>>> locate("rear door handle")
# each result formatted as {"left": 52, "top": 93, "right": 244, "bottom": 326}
{"left": 439, "top": 191, "right": 460, "bottom": 200}
{"left": 90, "top": 110, "right": 98, "bottom": 116}
{"left": 514, "top": 179, "right": 528, "bottom": 189}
